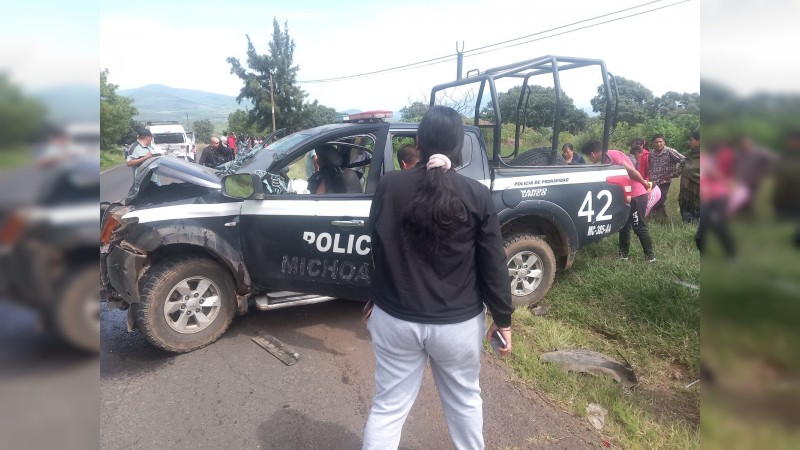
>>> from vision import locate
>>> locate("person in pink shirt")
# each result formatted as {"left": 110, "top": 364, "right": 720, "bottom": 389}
{"left": 695, "top": 149, "right": 736, "bottom": 257}
{"left": 227, "top": 132, "right": 237, "bottom": 156}
{"left": 581, "top": 141, "right": 656, "bottom": 262}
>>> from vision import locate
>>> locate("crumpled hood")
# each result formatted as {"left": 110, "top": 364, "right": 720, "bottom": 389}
{"left": 124, "top": 157, "right": 221, "bottom": 204}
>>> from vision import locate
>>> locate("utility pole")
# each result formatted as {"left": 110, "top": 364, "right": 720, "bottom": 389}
{"left": 269, "top": 73, "right": 276, "bottom": 132}
{"left": 186, "top": 113, "right": 190, "bottom": 130}
{"left": 456, "top": 41, "right": 464, "bottom": 80}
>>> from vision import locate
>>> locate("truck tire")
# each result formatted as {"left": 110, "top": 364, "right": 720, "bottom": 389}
{"left": 135, "top": 257, "right": 235, "bottom": 353}
{"left": 50, "top": 265, "right": 100, "bottom": 353}
{"left": 509, "top": 147, "right": 556, "bottom": 166}
{"left": 503, "top": 234, "right": 556, "bottom": 307}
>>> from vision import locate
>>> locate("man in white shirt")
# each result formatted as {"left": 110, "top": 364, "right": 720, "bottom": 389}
{"left": 126, "top": 129, "right": 155, "bottom": 175}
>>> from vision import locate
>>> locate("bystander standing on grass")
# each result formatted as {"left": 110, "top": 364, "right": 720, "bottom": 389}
{"left": 679, "top": 131, "right": 701, "bottom": 223}
{"left": 581, "top": 141, "right": 656, "bottom": 262}
{"left": 648, "top": 134, "right": 686, "bottom": 219}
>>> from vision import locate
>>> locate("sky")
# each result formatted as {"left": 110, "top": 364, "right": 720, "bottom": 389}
{"left": 97, "top": 0, "right": 703, "bottom": 114}
{"left": 1, "top": 3, "right": 98, "bottom": 89}
{"left": 2, "top": 1, "right": 798, "bottom": 114}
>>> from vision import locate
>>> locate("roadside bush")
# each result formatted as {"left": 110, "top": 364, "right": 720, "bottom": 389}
{"left": 482, "top": 112, "right": 699, "bottom": 160}
{"left": 556, "top": 131, "right": 578, "bottom": 150}
{"left": 609, "top": 121, "right": 645, "bottom": 151}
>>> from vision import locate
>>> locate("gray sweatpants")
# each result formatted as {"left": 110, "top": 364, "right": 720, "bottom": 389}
{"left": 362, "top": 305, "right": 486, "bottom": 450}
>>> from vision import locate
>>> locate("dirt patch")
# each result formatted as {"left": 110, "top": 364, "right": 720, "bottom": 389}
{"left": 637, "top": 362, "right": 700, "bottom": 428}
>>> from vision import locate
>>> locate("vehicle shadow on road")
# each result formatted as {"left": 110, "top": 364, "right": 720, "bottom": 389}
{"left": 223, "top": 299, "right": 371, "bottom": 356}
{"left": 100, "top": 308, "right": 175, "bottom": 379}
{"left": 257, "top": 408, "right": 414, "bottom": 450}
{"left": 99, "top": 299, "right": 372, "bottom": 379}
{"left": 0, "top": 299, "right": 97, "bottom": 376}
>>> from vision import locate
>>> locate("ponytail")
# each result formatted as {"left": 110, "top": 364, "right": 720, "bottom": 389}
{"left": 401, "top": 106, "right": 467, "bottom": 260}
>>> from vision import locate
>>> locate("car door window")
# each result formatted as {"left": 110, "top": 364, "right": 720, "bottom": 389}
{"left": 260, "top": 131, "right": 380, "bottom": 196}
{"left": 389, "top": 131, "right": 478, "bottom": 177}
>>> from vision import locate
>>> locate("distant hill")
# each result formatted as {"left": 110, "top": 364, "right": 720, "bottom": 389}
{"left": 119, "top": 84, "right": 251, "bottom": 124}
{"left": 117, "top": 85, "right": 399, "bottom": 125}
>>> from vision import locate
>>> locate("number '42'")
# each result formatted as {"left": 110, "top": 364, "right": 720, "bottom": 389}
{"left": 578, "top": 190, "right": 613, "bottom": 223}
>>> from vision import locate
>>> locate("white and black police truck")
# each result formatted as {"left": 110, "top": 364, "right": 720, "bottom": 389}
{"left": 101, "top": 56, "right": 633, "bottom": 352}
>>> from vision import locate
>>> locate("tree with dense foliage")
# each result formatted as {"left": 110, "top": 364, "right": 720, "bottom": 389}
{"left": 648, "top": 91, "right": 700, "bottom": 119}
{"left": 591, "top": 76, "right": 654, "bottom": 126}
{"left": 227, "top": 19, "right": 307, "bottom": 132}
{"left": 192, "top": 119, "right": 214, "bottom": 143}
{"left": 119, "top": 119, "right": 144, "bottom": 147}
{"left": 400, "top": 101, "right": 429, "bottom": 122}
{"left": 0, "top": 74, "right": 46, "bottom": 146}
{"left": 482, "top": 85, "right": 588, "bottom": 134}
{"left": 227, "top": 109, "right": 267, "bottom": 136}
{"left": 300, "top": 101, "right": 337, "bottom": 129}
{"left": 100, "top": 68, "right": 137, "bottom": 149}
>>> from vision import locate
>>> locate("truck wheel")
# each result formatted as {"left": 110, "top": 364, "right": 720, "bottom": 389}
{"left": 136, "top": 257, "right": 235, "bottom": 353}
{"left": 503, "top": 234, "right": 556, "bottom": 307}
{"left": 50, "top": 266, "right": 100, "bottom": 353}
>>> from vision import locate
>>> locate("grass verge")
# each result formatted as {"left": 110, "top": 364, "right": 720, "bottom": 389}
{"left": 100, "top": 149, "right": 125, "bottom": 171}
{"left": 508, "top": 190, "right": 700, "bottom": 449}
{"left": 699, "top": 181, "right": 800, "bottom": 449}
{"left": 0, "top": 148, "right": 33, "bottom": 171}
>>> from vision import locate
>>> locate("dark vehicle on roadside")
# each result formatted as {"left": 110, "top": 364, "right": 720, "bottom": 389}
{"left": 1, "top": 155, "right": 99, "bottom": 352}
{"left": 101, "top": 56, "right": 631, "bottom": 352}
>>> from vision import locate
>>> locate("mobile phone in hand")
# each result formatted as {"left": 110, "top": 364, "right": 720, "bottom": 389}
{"left": 490, "top": 330, "right": 507, "bottom": 356}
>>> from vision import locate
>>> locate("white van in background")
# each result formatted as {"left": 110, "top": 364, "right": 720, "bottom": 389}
{"left": 145, "top": 121, "right": 195, "bottom": 162}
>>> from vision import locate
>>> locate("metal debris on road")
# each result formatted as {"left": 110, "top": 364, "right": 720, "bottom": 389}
{"left": 251, "top": 333, "right": 300, "bottom": 366}
{"left": 673, "top": 279, "right": 700, "bottom": 291}
{"left": 540, "top": 349, "right": 638, "bottom": 388}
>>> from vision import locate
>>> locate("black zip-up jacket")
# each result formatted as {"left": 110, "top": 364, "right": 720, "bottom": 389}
{"left": 368, "top": 167, "right": 513, "bottom": 327}
{"left": 198, "top": 145, "right": 234, "bottom": 168}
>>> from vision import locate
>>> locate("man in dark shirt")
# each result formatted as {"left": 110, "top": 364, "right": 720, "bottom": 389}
{"left": 679, "top": 131, "right": 701, "bottom": 223}
{"left": 197, "top": 136, "right": 234, "bottom": 168}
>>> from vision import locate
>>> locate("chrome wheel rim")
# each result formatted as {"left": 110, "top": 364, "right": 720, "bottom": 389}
{"left": 507, "top": 251, "right": 543, "bottom": 296}
{"left": 163, "top": 276, "right": 221, "bottom": 334}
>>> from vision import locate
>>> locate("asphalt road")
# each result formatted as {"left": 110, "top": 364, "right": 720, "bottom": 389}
{"left": 98, "top": 163, "right": 601, "bottom": 449}
{"left": 101, "top": 300, "right": 600, "bottom": 449}
{"left": 0, "top": 299, "right": 98, "bottom": 450}
{"left": 101, "top": 164, "right": 133, "bottom": 203}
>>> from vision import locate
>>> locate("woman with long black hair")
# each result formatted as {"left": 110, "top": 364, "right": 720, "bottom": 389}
{"left": 362, "top": 106, "right": 513, "bottom": 449}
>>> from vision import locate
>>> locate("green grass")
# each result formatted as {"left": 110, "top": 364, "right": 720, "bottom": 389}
{"left": 0, "top": 147, "right": 33, "bottom": 170}
{"left": 507, "top": 189, "right": 701, "bottom": 449}
{"left": 702, "top": 399, "right": 800, "bottom": 450}
{"left": 698, "top": 181, "right": 800, "bottom": 449}
{"left": 100, "top": 148, "right": 126, "bottom": 170}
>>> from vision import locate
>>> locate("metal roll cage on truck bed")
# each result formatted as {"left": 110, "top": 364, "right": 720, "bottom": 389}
{"left": 429, "top": 55, "right": 619, "bottom": 165}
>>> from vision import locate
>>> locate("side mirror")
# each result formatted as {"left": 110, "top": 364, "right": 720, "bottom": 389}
{"left": 221, "top": 173, "right": 265, "bottom": 200}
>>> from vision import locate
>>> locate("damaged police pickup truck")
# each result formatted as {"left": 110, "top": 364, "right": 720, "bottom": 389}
{"left": 101, "top": 56, "right": 632, "bottom": 352}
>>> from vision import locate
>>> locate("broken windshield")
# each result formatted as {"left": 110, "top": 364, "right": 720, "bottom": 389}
{"left": 217, "top": 131, "right": 311, "bottom": 176}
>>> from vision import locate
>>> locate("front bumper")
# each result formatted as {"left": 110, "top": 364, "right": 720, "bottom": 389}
{"left": 101, "top": 244, "right": 147, "bottom": 304}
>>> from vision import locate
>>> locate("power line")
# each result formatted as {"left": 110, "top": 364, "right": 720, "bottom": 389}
{"left": 465, "top": 0, "right": 692, "bottom": 58}
{"left": 297, "top": 0, "right": 692, "bottom": 84}
{"left": 298, "top": 54, "right": 457, "bottom": 84}
{"left": 463, "top": 0, "right": 666, "bottom": 55}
